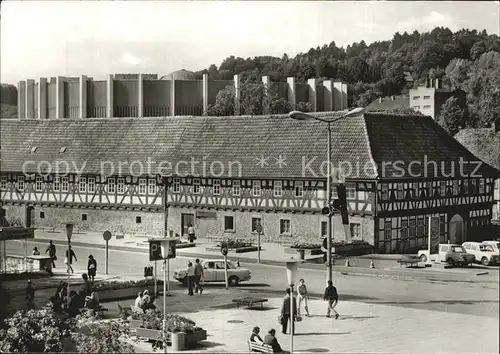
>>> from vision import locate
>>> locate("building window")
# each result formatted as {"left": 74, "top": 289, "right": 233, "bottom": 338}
{"left": 78, "top": 177, "right": 86, "bottom": 193}
{"left": 427, "top": 182, "right": 433, "bottom": 198}
{"left": 88, "top": 177, "right": 95, "bottom": 193}
{"left": 232, "top": 180, "right": 240, "bottom": 196}
{"left": 332, "top": 185, "right": 338, "bottom": 198}
{"left": 252, "top": 180, "right": 261, "bottom": 197}
{"left": 0, "top": 176, "right": 7, "bottom": 190}
{"left": 224, "top": 216, "right": 234, "bottom": 231}
{"left": 439, "top": 215, "right": 446, "bottom": 237}
{"left": 423, "top": 105, "right": 431, "bottom": 109}
{"left": 452, "top": 180, "right": 459, "bottom": 195}
{"left": 139, "top": 178, "right": 147, "bottom": 194}
{"left": 409, "top": 219, "right": 416, "bottom": 237}
{"left": 346, "top": 182, "right": 356, "bottom": 200}
{"left": 479, "top": 179, "right": 485, "bottom": 194}
{"left": 117, "top": 178, "right": 125, "bottom": 194}
{"left": 381, "top": 184, "right": 389, "bottom": 200}
{"left": 280, "top": 219, "right": 291, "bottom": 235}
{"left": 440, "top": 181, "right": 446, "bottom": 196}
{"left": 173, "top": 178, "right": 180, "bottom": 193}
{"left": 193, "top": 179, "right": 201, "bottom": 194}
{"left": 423, "top": 95, "right": 431, "bottom": 99}
{"left": 61, "top": 177, "right": 69, "bottom": 192}
{"left": 251, "top": 217, "right": 262, "bottom": 232}
{"left": 39, "top": 211, "right": 45, "bottom": 219}
{"left": 53, "top": 177, "right": 60, "bottom": 192}
{"left": 321, "top": 221, "right": 327, "bottom": 237}
{"left": 412, "top": 183, "right": 419, "bottom": 198}
{"left": 397, "top": 183, "right": 404, "bottom": 199}
{"left": 412, "top": 105, "right": 420, "bottom": 109}
{"left": 350, "top": 223, "right": 361, "bottom": 239}
{"left": 82, "top": 214, "right": 87, "bottom": 221}
{"left": 17, "top": 176, "right": 25, "bottom": 191}
{"left": 401, "top": 219, "right": 409, "bottom": 239}
{"left": 35, "top": 176, "right": 43, "bottom": 192}
{"left": 294, "top": 181, "right": 303, "bottom": 197}
{"left": 384, "top": 220, "right": 391, "bottom": 240}
{"left": 148, "top": 179, "right": 156, "bottom": 195}
{"left": 136, "top": 216, "right": 142, "bottom": 224}
{"left": 417, "top": 217, "right": 425, "bottom": 236}
{"left": 413, "top": 96, "right": 420, "bottom": 100}
{"left": 107, "top": 178, "right": 116, "bottom": 194}
{"left": 213, "top": 179, "right": 221, "bottom": 195}
{"left": 463, "top": 180, "right": 468, "bottom": 194}
{"left": 273, "top": 181, "right": 282, "bottom": 197}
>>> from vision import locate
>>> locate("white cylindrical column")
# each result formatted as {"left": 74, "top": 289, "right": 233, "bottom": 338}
{"left": 106, "top": 74, "right": 114, "bottom": 118}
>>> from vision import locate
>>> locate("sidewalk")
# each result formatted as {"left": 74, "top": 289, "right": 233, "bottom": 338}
{"left": 25, "top": 230, "right": 499, "bottom": 283}
{"left": 128, "top": 294, "right": 499, "bottom": 353}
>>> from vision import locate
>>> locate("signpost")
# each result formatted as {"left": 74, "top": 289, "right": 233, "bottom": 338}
{"left": 255, "top": 223, "right": 263, "bottom": 264}
{"left": 103, "top": 231, "right": 112, "bottom": 275}
{"left": 221, "top": 243, "right": 229, "bottom": 290}
{"left": 149, "top": 239, "right": 163, "bottom": 296}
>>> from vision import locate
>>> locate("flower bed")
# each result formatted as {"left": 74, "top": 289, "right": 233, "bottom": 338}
{"left": 290, "top": 242, "right": 322, "bottom": 250}
{"left": 216, "top": 238, "right": 253, "bottom": 249}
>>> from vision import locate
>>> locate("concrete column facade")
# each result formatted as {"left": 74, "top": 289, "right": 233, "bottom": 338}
{"left": 79, "top": 75, "right": 87, "bottom": 119}
{"left": 333, "top": 81, "right": 343, "bottom": 110}
{"left": 262, "top": 76, "right": 270, "bottom": 114}
{"left": 341, "top": 83, "right": 348, "bottom": 110}
{"left": 26, "top": 79, "right": 35, "bottom": 119}
{"left": 106, "top": 74, "right": 114, "bottom": 118}
{"left": 202, "top": 74, "right": 209, "bottom": 113}
{"left": 55, "top": 76, "right": 65, "bottom": 119}
{"left": 18, "top": 81, "right": 26, "bottom": 119}
{"left": 234, "top": 74, "right": 241, "bottom": 116}
{"left": 138, "top": 74, "right": 143, "bottom": 117}
{"left": 287, "top": 77, "right": 296, "bottom": 109}
{"left": 323, "top": 80, "right": 333, "bottom": 112}
{"left": 170, "top": 75, "right": 176, "bottom": 116}
{"left": 38, "top": 78, "right": 47, "bottom": 119}
{"left": 307, "top": 78, "right": 317, "bottom": 112}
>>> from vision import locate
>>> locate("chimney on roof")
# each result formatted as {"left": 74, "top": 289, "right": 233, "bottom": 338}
{"left": 378, "top": 97, "right": 382, "bottom": 103}
{"left": 391, "top": 95, "right": 395, "bottom": 101}
{"left": 435, "top": 78, "right": 440, "bottom": 89}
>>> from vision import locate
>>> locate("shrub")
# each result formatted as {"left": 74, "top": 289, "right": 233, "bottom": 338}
{"left": 217, "top": 238, "right": 253, "bottom": 249}
{"left": 290, "top": 242, "right": 322, "bottom": 250}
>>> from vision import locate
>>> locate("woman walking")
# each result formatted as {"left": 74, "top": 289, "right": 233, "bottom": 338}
{"left": 87, "top": 255, "right": 97, "bottom": 283}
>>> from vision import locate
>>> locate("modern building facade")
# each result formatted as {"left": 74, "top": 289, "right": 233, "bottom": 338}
{"left": 1, "top": 112, "right": 498, "bottom": 253}
{"left": 409, "top": 79, "right": 466, "bottom": 119}
{"left": 15, "top": 73, "right": 349, "bottom": 120}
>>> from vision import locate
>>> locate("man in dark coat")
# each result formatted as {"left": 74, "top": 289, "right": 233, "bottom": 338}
{"left": 280, "top": 288, "right": 297, "bottom": 335}
{"left": 264, "top": 329, "right": 283, "bottom": 353}
{"left": 324, "top": 280, "right": 340, "bottom": 319}
{"left": 45, "top": 240, "right": 57, "bottom": 268}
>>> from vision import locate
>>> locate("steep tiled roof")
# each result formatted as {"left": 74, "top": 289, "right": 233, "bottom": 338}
{"left": 365, "top": 95, "right": 409, "bottom": 112}
{"left": 1, "top": 112, "right": 497, "bottom": 180}
{"left": 455, "top": 128, "right": 500, "bottom": 170}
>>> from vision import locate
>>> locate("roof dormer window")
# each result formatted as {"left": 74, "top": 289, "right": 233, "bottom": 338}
{"left": 59, "top": 147, "right": 67, "bottom": 153}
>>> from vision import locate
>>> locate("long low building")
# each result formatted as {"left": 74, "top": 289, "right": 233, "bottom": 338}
{"left": 1, "top": 112, "right": 498, "bottom": 253}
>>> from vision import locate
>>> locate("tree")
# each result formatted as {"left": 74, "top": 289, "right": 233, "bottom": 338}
{"left": 445, "top": 58, "right": 472, "bottom": 90}
{"left": 412, "top": 40, "right": 446, "bottom": 76}
{"left": 437, "top": 96, "right": 466, "bottom": 135}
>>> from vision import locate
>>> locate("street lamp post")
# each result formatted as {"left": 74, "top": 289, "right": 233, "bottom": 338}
{"left": 288, "top": 108, "right": 363, "bottom": 284}
{"left": 285, "top": 259, "right": 300, "bottom": 354}
{"left": 65, "top": 223, "right": 73, "bottom": 309}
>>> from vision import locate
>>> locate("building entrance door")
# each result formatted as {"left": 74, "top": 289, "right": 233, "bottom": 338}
{"left": 181, "top": 213, "right": 195, "bottom": 237}
{"left": 449, "top": 214, "right": 465, "bottom": 244}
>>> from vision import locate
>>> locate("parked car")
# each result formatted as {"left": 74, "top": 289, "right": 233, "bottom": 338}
{"left": 418, "top": 244, "right": 475, "bottom": 267}
{"left": 173, "top": 259, "right": 251, "bottom": 286}
{"left": 481, "top": 240, "right": 500, "bottom": 253}
{"left": 463, "top": 242, "right": 500, "bottom": 266}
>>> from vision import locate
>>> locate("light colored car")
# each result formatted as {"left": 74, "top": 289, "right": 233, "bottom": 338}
{"left": 463, "top": 242, "right": 500, "bottom": 266}
{"left": 481, "top": 240, "right": 500, "bottom": 253}
{"left": 173, "top": 259, "right": 251, "bottom": 286}
{"left": 418, "top": 244, "right": 475, "bottom": 267}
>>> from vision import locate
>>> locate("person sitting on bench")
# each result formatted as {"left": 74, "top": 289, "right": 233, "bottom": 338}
{"left": 85, "top": 288, "right": 100, "bottom": 309}
{"left": 264, "top": 329, "right": 289, "bottom": 353}
{"left": 250, "top": 326, "right": 264, "bottom": 344}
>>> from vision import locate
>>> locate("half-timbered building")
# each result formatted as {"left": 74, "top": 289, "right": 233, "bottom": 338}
{"left": 1, "top": 112, "right": 498, "bottom": 253}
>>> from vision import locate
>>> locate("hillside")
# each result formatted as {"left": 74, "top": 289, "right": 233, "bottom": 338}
{"left": 455, "top": 128, "right": 500, "bottom": 170}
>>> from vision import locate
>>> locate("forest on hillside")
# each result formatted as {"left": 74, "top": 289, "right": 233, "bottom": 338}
{"left": 195, "top": 27, "right": 500, "bottom": 133}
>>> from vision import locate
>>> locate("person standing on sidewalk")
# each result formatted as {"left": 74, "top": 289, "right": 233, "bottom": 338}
{"left": 187, "top": 224, "right": 196, "bottom": 243}
{"left": 65, "top": 245, "right": 77, "bottom": 274}
{"left": 296, "top": 278, "right": 310, "bottom": 317}
{"left": 25, "top": 280, "right": 35, "bottom": 309}
{"left": 186, "top": 262, "right": 195, "bottom": 296}
{"left": 324, "top": 280, "right": 339, "bottom": 319}
{"left": 45, "top": 240, "right": 57, "bottom": 268}
{"left": 193, "top": 258, "right": 204, "bottom": 295}
{"left": 32, "top": 247, "right": 40, "bottom": 256}
{"left": 87, "top": 255, "right": 97, "bottom": 283}
{"left": 280, "top": 288, "right": 297, "bottom": 335}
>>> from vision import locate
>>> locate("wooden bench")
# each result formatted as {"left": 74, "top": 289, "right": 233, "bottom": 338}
{"left": 247, "top": 340, "right": 273, "bottom": 353}
{"left": 232, "top": 297, "right": 268, "bottom": 309}
{"left": 397, "top": 257, "right": 421, "bottom": 268}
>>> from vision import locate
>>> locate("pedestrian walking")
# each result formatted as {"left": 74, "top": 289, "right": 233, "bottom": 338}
{"left": 32, "top": 247, "right": 40, "bottom": 256}
{"left": 87, "top": 255, "right": 97, "bottom": 283}
{"left": 324, "top": 280, "right": 339, "bottom": 319}
{"left": 186, "top": 262, "right": 195, "bottom": 296}
{"left": 280, "top": 288, "right": 297, "bottom": 335}
{"left": 25, "top": 280, "right": 35, "bottom": 309}
{"left": 45, "top": 240, "right": 57, "bottom": 268}
{"left": 65, "top": 245, "right": 77, "bottom": 274}
{"left": 193, "top": 258, "right": 204, "bottom": 294}
{"left": 187, "top": 224, "right": 196, "bottom": 243}
{"left": 296, "top": 278, "right": 310, "bottom": 317}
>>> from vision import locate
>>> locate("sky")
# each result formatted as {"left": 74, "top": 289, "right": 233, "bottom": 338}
{"left": 1, "top": 1, "right": 499, "bottom": 84}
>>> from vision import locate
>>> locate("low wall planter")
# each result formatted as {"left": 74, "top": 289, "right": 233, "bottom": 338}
{"left": 235, "top": 246, "right": 261, "bottom": 254}
{"left": 134, "top": 327, "right": 207, "bottom": 351}
{"left": 99, "top": 286, "right": 155, "bottom": 303}
{"left": 176, "top": 243, "right": 196, "bottom": 249}
{"left": 185, "top": 329, "right": 207, "bottom": 346}
{"left": 129, "top": 319, "right": 143, "bottom": 330}
{"left": 136, "top": 327, "right": 162, "bottom": 341}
